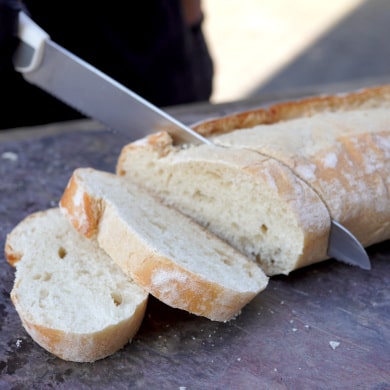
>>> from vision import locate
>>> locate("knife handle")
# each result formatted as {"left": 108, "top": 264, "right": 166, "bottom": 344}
{"left": 14, "top": 12, "right": 49, "bottom": 73}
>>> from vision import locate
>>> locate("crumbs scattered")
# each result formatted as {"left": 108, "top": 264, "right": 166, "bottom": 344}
{"left": 16, "top": 339, "right": 22, "bottom": 348}
{"left": 2, "top": 151, "right": 18, "bottom": 162}
{"left": 329, "top": 341, "right": 340, "bottom": 350}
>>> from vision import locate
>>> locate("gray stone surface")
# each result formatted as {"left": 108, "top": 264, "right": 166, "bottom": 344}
{"left": 0, "top": 107, "right": 389, "bottom": 388}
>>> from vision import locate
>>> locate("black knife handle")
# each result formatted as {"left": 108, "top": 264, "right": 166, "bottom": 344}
{"left": 0, "top": 0, "right": 21, "bottom": 72}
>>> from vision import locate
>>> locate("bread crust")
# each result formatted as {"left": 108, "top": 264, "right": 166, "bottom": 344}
{"left": 11, "top": 290, "right": 146, "bottom": 363}
{"left": 60, "top": 168, "right": 268, "bottom": 321}
{"left": 192, "top": 84, "right": 390, "bottom": 137}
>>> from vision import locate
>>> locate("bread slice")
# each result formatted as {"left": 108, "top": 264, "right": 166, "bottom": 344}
{"left": 5, "top": 208, "right": 148, "bottom": 363}
{"left": 59, "top": 167, "right": 268, "bottom": 322}
{"left": 116, "top": 84, "right": 390, "bottom": 275}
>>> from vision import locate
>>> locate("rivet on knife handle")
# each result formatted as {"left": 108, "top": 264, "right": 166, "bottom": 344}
{"left": 14, "top": 12, "right": 49, "bottom": 73}
{"left": 328, "top": 220, "right": 371, "bottom": 270}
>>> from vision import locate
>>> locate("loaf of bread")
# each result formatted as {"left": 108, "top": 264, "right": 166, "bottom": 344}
{"left": 59, "top": 167, "right": 268, "bottom": 322}
{"left": 5, "top": 208, "right": 148, "bottom": 363}
{"left": 116, "top": 84, "right": 390, "bottom": 275}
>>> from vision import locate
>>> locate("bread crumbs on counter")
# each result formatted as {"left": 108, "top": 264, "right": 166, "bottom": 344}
{"left": 329, "top": 341, "right": 340, "bottom": 350}
{"left": 2, "top": 151, "right": 18, "bottom": 162}
{"left": 16, "top": 339, "right": 22, "bottom": 348}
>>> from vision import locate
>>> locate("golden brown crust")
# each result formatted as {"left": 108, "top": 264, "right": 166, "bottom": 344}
{"left": 4, "top": 242, "right": 20, "bottom": 267}
{"left": 193, "top": 84, "right": 390, "bottom": 136}
{"left": 99, "top": 234, "right": 249, "bottom": 321}
{"left": 12, "top": 290, "right": 146, "bottom": 363}
{"left": 5, "top": 213, "right": 42, "bottom": 267}
{"left": 60, "top": 173, "right": 101, "bottom": 238}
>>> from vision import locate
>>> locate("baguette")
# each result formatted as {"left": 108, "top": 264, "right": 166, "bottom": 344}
{"left": 116, "top": 84, "right": 390, "bottom": 275}
{"left": 5, "top": 208, "right": 148, "bottom": 362}
{"left": 59, "top": 167, "right": 268, "bottom": 322}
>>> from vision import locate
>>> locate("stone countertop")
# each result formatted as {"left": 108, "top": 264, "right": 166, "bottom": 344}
{"left": 0, "top": 97, "right": 389, "bottom": 390}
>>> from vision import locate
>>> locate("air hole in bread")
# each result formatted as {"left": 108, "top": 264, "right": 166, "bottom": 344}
{"left": 111, "top": 292, "right": 122, "bottom": 306}
{"left": 39, "top": 289, "right": 49, "bottom": 300}
{"left": 33, "top": 274, "right": 41, "bottom": 280}
{"left": 58, "top": 246, "right": 67, "bottom": 259}
{"left": 151, "top": 220, "right": 167, "bottom": 232}
{"left": 42, "top": 272, "right": 52, "bottom": 281}
{"left": 222, "top": 258, "right": 233, "bottom": 266}
{"left": 214, "top": 249, "right": 233, "bottom": 266}
{"left": 242, "top": 263, "right": 255, "bottom": 278}
{"left": 260, "top": 224, "right": 268, "bottom": 234}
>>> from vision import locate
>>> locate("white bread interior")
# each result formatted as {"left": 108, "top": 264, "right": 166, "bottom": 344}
{"left": 59, "top": 167, "right": 268, "bottom": 321}
{"left": 5, "top": 208, "right": 148, "bottom": 363}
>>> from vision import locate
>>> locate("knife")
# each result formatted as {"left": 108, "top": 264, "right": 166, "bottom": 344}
{"left": 13, "top": 12, "right": 371, "bottom": 271}
{"left": 13, "top": 12, "right": 212, "bottom": 146}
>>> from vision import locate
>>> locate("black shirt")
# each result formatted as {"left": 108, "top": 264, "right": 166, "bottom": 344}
{"left": 1, "top": 1, "right": 213, "bottom": 129}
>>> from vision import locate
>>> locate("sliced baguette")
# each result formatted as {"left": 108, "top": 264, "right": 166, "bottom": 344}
{"left": 59, "top": 167, "right": 268, "bottom": 322}
{"left": 116, "top": 84, "right": 390, "bottom": 275}
{"left": 5, "top": 208, "right": 148, "bottom": 363}
{"left": 117, "top": 136, "right": 330, "bottom": 276}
